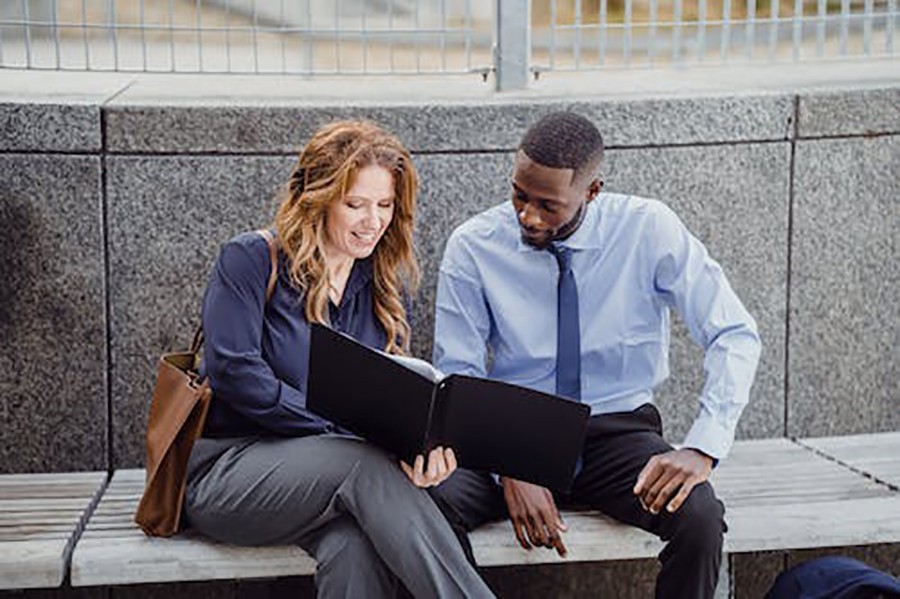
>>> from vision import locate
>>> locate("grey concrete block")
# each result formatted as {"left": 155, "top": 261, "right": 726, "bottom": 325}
{"left": 799, "top": 87, "right": 900, "bottom": 138}
{"left": 0, "top": 102, "right": 101, "bottom": 152}
{"left": 603, "top": 143, "right": 791, "bottom": 444}
{"left": 482, "top": 559, "right": 658, "bottom": 598}
{"left": 107, "top": 155, "right": 292, "bottom": 467}
{"left": 788, "top": 137, "right": 899, "bottom": 437}
{"left": 104, "top": 94, "right": 793, "bottom": 154}
{"left": 0, "top": 154, "right": 107, "bottom": 472}
{"left": 732, "top": 552, "right": 786, "bottom": 598}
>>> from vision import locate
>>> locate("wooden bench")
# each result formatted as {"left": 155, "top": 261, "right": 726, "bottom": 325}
{"left": 67, "top": 433, "right": 900, "bottom": 588}
{"left": 0, "top": 471, "right": 106, "bottom": 590}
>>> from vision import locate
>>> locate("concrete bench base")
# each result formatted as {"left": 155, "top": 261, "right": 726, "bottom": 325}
{"left": 68, "top": 434, "right": 900, "bottom": 588}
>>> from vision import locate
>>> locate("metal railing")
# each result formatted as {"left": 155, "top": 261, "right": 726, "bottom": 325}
{"left": 0, "top": 0, "right": 896, "bottom": 89}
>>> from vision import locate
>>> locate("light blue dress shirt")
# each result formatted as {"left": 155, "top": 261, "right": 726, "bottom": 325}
{"left": 433, "top": 194, "right": 761, "bottom": 459}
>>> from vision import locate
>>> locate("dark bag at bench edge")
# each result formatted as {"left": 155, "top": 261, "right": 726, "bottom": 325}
{"left": 135, "top": 229, "right": 278, "bottom": 537}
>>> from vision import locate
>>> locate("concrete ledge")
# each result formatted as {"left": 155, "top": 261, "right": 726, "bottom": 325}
{"left": 799, "top": 87, "right": 900, "bottom": 138}
{"left": 0, "top": 103, "right": 101, "bottom": 152}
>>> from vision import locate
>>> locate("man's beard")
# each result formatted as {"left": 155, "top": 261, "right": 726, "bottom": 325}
{"left": 520, "top": 203, "right": 587, "bottom": 249}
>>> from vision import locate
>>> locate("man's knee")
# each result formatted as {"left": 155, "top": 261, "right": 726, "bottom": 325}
{"left": 667, "top": 482, "right": 726, "bottom": 552}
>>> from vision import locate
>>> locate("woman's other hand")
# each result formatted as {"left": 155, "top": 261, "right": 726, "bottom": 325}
{"left": 400, "top": 447, "right": 458, "bottom": 487}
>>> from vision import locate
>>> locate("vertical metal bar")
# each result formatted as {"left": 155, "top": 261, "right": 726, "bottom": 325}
{"left": 599, "top": 0, "right": 607, "bottom": 65}
{"left": 550, "top": 0, "right": 556, "bottom": 71}
{"left": 333, "top": 0, "right": 340, "bottom": 73}
{"left": 387, "top": 0, "right": 393, "bottom": 72}
{"left": 361, "top": 0, "right": 367, "bottom": 73}
{"left": 624, "top": 0, "right": 633, "bottom": 64}
{"left": 305, "top": 0, "right": 313, "bottom": 74}
{"left": 840, "top": 0, "right": 850, "bottom": 55}
{"left": 52, "top": 0, "right": 61, "bottom": 68}
{"left": 574, "top": 0, "right": 582, "bottom": 69}
{"left": 465, "top": 0, "right": 472, "bottom": 70}
{"left": 252, "top": 0, "right": 259, "bottom": 73}
{"left": 816, "top": 0, "right": 826, "bottom": 58}
{"left": 280, "top": 0, "right": 287, "bottom": 73}
{"left": 414, "top": 0, "right": 421, "bottom": 72}
{"left": 863, "top": 0, "right": 873, "bottom": 55}
{"left": 168, "top": 0, "right": 176, "bottom": 71}
{"left": 225, "top": 0, "right": 232, "bottom": 73}
{"left": 0, "top": 9, "right": 4, "bottom": 66}
{"left": 22, "top": 0, "right": 33, "bottom": 68}
{"left": 673, "top": 0, "right": 683, "bottom": 64}
{"left": 495, "top": 0, "right": 530, "bottom": 90}
{"left": 698, "top": 0, "right": 707, "bottom": 61}
{"left": 441, "top": 0, "right": 447, "bottom": 71}
{"left": 648, "top": 0, "right": 657, "bottom": 64}
{"left": 196, "top": 0, "right": 203, "bottom": 72}
{"left": 888, "top": 0, "right": 896, "bottom": 54}
{"left": 793, "top": 0, "right": 803, "bottom": 60}
{"left": 110, "top": 0, "right": 119, "bottom": 70}
{"left": 83, "top": 0, "right": 90, "bottom": 70}
{"left": 746, "top": 0, "right": 756, "bottom": 59}
{"left": 768, "top": 0, "right": 779, "bottom": 60}
{"left": 721, "top": 0, "right": 732, "bottom": 61}
{"left": 139, "top": 0, "right": 147, "bottom": 71}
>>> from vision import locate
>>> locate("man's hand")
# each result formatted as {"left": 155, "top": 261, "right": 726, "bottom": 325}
{"left": 633, "top": 448, "right": 714, "bottom": 515}
{"left": 400, "top": 447, "right": 457, "bottom": 488}
{"left": 501, "top": 477, "right": 568, "bottom": 557}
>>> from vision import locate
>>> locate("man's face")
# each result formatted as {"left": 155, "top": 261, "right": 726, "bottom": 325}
{"left": 510, "top": 151, "right": 595, "bottom": 249}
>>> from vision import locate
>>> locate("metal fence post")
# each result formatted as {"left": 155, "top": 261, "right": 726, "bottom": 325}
{"left": 495, "top": 0, "right": 530, "bottom": 91}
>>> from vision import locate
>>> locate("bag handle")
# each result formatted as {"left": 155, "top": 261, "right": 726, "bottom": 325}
{"left": 189, "top": 230, "right": 280, "bottom": 355}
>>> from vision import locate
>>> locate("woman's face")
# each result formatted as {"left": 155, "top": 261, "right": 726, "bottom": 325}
{"left": 324, "top": 164, "right": 396, "bottom": 262}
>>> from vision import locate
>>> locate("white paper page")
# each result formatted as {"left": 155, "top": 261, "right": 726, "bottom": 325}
{"left": 383, "top": 353, "right": 446, "bottom": 383}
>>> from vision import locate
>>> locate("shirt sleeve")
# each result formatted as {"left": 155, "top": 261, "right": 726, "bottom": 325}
{"left": 432, "top": 231, "right": 491, "bottom": 377}
{"left": 201, "top": 236, "right": 329, "bottom": 436}
{"left": 651, "top": 204, "right": 762, "bottom": 460}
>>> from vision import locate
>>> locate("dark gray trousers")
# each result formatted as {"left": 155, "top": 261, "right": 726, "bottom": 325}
{"left": 429, "top": 404, "right": 727, "bottom": 599}
{"left": 184, "top": 434, "right": 494, "bottom": 599}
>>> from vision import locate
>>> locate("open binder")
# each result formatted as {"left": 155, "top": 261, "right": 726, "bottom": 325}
{"left": 307, "top": 323, "right": 590, "bottom": 491}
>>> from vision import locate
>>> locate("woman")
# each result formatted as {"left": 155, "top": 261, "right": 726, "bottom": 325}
{"left": 184, "top": 121, "right": 493, "bottom": 598}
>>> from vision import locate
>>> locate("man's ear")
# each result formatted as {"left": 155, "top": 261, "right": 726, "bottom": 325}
{"left": 586, "top": 178, "right": 602, "bottom": 203}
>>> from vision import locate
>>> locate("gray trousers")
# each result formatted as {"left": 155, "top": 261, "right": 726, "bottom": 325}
{"left": 184, "top": 434, "right": 494, "bottom": 599}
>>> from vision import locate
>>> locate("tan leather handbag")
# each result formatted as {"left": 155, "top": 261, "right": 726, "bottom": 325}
{"left": 135, "top": 230, "right": 278, "bottom": 537}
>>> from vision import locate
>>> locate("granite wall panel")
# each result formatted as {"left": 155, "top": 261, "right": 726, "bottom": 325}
{"left": 789, "top": 136, "right": 899, "bottom": 437}
{"left": 0, "top": 154, "right": 107, "bottom": 472}
{"left": 106, "top": 155, "right": 293, "bottom": 467}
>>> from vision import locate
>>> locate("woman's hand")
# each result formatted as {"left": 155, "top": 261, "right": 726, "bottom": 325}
{"left": 400, "top": 447, "right": 458, "bottom": 488}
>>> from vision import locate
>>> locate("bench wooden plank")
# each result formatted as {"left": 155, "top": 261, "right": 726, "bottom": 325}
{"left": 71, "top": 436, "right": 900, "bottom": 587}
{"left": 801, "top": 432, "right": 900, "bottom": 487}
{"left": 0, "top": 472, "right": 106, "bottom": 590}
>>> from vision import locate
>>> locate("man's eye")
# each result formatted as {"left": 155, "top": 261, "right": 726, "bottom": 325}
{"left": 541, "top": 202, "right": 556, "bottom": 213}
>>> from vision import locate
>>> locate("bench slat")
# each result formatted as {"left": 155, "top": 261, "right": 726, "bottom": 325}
{"left": 0, "top": 472, "right": 106, "bottom": 591}
{"left": 801, "top": 432, "right": 900, "bottom": 487}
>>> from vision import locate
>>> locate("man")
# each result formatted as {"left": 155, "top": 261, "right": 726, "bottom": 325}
{"left": 429, "top": 112, "right": 761, "bottom": 598}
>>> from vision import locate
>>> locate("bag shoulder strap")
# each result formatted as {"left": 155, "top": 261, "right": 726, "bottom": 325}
{"left": 256, "top": 228, "right": 279, "bottom": 302}
{"left": 189, "top": 230, "right": 280, "bottom": 354}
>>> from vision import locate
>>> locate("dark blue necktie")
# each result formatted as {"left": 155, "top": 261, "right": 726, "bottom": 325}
{"left": 550, "top": 245, "right": 581, "bottom": 402}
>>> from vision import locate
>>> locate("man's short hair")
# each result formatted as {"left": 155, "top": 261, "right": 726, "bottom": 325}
{"left": 519, "top": 112, "right": 604, "bottom": 184}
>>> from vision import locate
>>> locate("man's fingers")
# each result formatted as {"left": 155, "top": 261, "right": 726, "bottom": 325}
{"left": 400, "top": 460, "right": 414, "bottom": 482}
{"left": 634, "top": 457, "right": 661, "bottom": 495}
{"left": 649, "top": 476, "right": 684, "bottom": 515}
{"left": 511, "top": 517, "right": 532, "bottom": 551}
{"left": 666, "top": 478, "right": 698, "bottom": 513}
{"left": 427, "top": 448, "right": 440, "bottom": 480}
{"left": 644, "top": 469, "right": 679, "bottom": 514}
{"left": 525, "top": 514, "right": 548, "bottom": 548}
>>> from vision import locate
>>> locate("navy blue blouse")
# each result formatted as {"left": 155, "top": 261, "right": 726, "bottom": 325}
{"left": 200, "top": 231, "right": 388, "bottom": 438}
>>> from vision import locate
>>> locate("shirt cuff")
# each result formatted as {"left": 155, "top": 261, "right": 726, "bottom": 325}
{"left": 682, "top": 415, "right": 736, "bottom": 461}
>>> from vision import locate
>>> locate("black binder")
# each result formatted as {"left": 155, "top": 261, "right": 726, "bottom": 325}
{"left": 307, "top": 323, "right": 590, "bottom": 491}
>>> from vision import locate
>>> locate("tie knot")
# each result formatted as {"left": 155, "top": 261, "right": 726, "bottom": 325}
{"left": 550, "top": 244, "right": 573, "bottom": 271}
